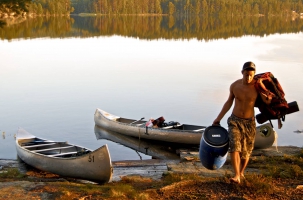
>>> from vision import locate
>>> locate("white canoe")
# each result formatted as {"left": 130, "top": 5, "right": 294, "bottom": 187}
{"left": 94, "top": 108, "right": 206, "bottom": 144}
{"left": 94, "top": 108, "right": 276, "bottom": 149}
{"left": 15, "top": 128, "right": 113, "bottom": 183}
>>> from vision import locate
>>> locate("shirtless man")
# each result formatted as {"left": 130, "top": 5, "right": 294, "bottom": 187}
{"left": 213, "top": 61, "right": 258, "bottom": 184}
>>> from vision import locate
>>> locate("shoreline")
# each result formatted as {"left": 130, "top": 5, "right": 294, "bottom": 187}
{"left": 0, "top": 145, "right": 302, "bottom": 199}
{"left": 1, "top": 146, "right": 302, "bottom": 181}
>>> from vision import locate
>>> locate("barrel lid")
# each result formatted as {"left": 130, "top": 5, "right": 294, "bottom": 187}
{"left": 203, "top": 126, "right": 229, "bottom": 146}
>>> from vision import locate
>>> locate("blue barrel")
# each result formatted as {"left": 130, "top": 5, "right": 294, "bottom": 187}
{"left": 199, "top": 126, "right": 229, "bottom": 170}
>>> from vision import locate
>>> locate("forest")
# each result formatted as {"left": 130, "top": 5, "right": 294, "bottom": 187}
{"left": 0, "top": 0, "right": 73, "bottom": 16}
{"left": 1, "top": 0, "right": 303, "bottom": 17}
{"left": 26, "top": 0, "right": 74, "bottom": 16}
{"left": 72, "top": 0, "right": 303, "bottom": 16}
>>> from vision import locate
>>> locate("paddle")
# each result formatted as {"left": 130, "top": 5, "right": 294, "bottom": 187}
{"left": 129, "top": 117, "right": 145, "bottom": 125}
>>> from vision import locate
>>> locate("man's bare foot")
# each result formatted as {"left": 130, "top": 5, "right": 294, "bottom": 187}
{"left": 240, "top": 174, "right": 245, "bottom": 180}
{"left": 230, "top": 177, "right": 240, "bottom": 184}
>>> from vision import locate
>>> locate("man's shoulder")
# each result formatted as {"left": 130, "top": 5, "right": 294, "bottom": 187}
{"left": 231, "top": 79, "right": 242, "bottom": 86}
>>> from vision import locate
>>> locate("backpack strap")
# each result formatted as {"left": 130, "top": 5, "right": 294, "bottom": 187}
{"left": 269, "top": 119, "right": 273, "bottom": 128}
{"left": 266, "top": 117, "right": 284, "bottom": 129}
{"left": 278, "top": 118, "right": 283, "bottom": 129}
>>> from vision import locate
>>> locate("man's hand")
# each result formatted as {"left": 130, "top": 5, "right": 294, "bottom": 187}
{"left": 212, "top": 120, "right": 221, "bottom": 126}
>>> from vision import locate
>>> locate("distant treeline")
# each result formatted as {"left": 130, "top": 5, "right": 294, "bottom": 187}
{"left": 1, "top": 15, "right": 303, "bottom": 41}
{"left": 72, "top": 0, "right": 303, "bottom": 16}
{"left": 1, "top": 0, "right": 303, "bottom": 17}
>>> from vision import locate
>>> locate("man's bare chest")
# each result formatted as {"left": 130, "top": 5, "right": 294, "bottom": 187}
{"left": 233, "top": 85, "right": 257, "bottom": 100}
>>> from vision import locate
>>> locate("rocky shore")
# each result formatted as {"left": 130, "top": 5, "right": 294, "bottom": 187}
{"left": 0, "top": 146, "right": 302, "bottom": 199}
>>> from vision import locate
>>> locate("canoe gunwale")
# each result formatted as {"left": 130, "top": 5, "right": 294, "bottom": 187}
{"left": 97, "top": 109, "right": 206, "bottom": 133}
{"left": 18, "top": 138, "right": 92, "bottom": 159}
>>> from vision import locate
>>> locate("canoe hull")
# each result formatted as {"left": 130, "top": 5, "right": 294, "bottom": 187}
{"left": 16, "top": 128, "right": 113, "bottom": 183}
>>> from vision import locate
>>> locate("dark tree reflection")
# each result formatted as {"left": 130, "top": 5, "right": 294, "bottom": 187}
{"left": 1, "top": 15, "right": 303, "bottom": 41}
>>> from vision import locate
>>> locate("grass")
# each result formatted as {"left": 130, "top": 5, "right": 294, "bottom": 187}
{"left": 0, "top": 168, "right": 26, "bottom": 178}
{"left": 249, "top": 150, "right": 303, "bottom": 179}
{"left": 240, "top": 173, "right": 274, "bottom": 195}
{"left": 44, "top": 174, "right": 205, "bottom": 199}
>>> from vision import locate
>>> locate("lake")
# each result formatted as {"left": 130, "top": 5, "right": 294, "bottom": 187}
{"left": 0, "top": 15, "right": 302, "bottom": 161}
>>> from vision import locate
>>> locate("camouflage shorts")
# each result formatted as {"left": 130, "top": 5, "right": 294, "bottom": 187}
{"left": 227, "top": 114, "right": 256, "bottom": 159}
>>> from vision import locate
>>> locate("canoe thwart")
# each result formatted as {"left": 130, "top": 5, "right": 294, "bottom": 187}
{"left": 32, "top": 145, "right": 74, "bottom": 153}
{"left": 48, "top": 151, "right": 79, "bottom": 157}
{"left": 22, "top": 143, "right": 57, "bottom": 148}
{"left": 129, "top": 117, "right": 145, "bottom": 125}
{"left": 135, "top": 123, "right": 146, "bottom": 127}
{"left": 48, "top": 149, "right": 91, "bottom": 157}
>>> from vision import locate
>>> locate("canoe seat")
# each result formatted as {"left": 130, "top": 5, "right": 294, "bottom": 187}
{"left": 22, "top": 143, "right": 57, "bottom": 148}
{"left": 193, "top": 128, "right": 205, "bottom": 132}
{"left": 48, "top": 151, "right": 78, "bottom": 157}
{"left": 32, "top": 145, "right": 74, "bottom": 153}
{"left": 162, "top": 124, "right": 182, "bottom": 129}
{"left": 162, "top": 126, "right": 174, "bottom": 129}
{"left": 48, "top": 149, "right": 90, "bottom": 157}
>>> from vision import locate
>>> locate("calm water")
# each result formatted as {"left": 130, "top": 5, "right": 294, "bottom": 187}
{"left": 1, "top": 17, "right": 302, "bottom": 161}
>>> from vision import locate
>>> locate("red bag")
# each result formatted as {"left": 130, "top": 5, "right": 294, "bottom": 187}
{"left": 254, "top": 72, "right": 288, "bottom": 128}
{"left": 152, "top": 116, "right": 165, "bottom": 127}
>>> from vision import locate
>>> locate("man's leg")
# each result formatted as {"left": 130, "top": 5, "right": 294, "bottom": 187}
{"left": 230, "top": 151, "right": 241, "bottom": 183}
{"left": 240, "top": 119, "right": 255, "bottom": 178}
{"left": 240, "top": 158, "right": 250, "bottom": 178}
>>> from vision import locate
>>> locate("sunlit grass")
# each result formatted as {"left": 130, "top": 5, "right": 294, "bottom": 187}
{"left": 162, "top": 171, "right": 203, "bottom": 185}
{"left": 262, "top": 155, "right": 303, "bottom": 179}
{"left": 46, "top": 177, "right": 154, "bottom": 199}
{"left": 241, "top": 173, "right": 274, "bottom": 195}
{"left": 249, "top": 149, "right": 303, "bottom": 180}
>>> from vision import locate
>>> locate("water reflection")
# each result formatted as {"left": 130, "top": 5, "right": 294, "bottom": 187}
{"left": 94, "top": 125, "right": 198, "bottom": 160}
{"left": 1, "top": 15, "right": 303, "bottom": 41}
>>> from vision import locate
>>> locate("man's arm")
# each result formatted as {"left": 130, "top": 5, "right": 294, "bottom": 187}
{"left": 256, "top": 78, "right": 272, "bottom": 105}
{"left": 213, "top": 84, "right": 235, "bottom": 125}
